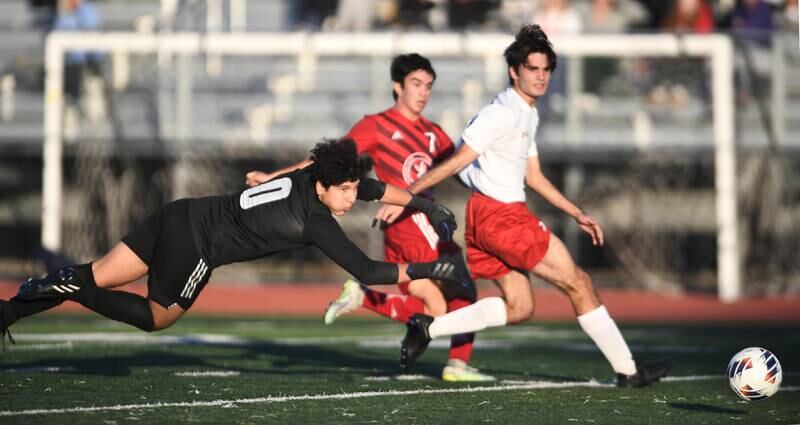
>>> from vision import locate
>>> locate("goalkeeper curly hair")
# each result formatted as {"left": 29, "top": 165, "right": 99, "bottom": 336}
{"left": 309, "top": 138, "right": 373, "bottom": 188}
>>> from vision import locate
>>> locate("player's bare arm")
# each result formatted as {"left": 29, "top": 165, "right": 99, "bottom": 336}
{"left": 245, "top": 158, "right": 314, "bottom": 187}
{"left": 408, "top": 143, "right": 479, "bottom": 194}
{"left": 525, "top": 156, "right": 604, "bottom": 246}
{"left": 375, "top": 143, "right": 480, "bottom": 225}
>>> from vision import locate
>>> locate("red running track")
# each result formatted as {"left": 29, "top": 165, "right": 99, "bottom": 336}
{"left": 1, "top": 281, "right": 798, "bottom": 322}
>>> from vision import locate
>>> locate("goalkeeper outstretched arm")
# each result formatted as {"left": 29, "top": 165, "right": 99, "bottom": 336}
{"left": 362, "top": 178, "right": 457, "bottom": 242}
{"left": 245, "top": 157, "right": 457, "bottom": 241}
{"left": 305, "top": 177, "right": 464, "bottom": 286}
{"left": 305, "top": 211, "right": 468, "bottom": 287}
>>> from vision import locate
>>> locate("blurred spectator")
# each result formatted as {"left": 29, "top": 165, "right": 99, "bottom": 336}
{"left": 647, "top": 0, "right": 714, "bottom": 109}
{"left": 499, "top": 0, "right": 536, "bottom": 31}
{"left": 395, "top": 0, "right": 436, "bottom": 29}
{"left": 28, "top": 0, "right": 58, "bottom": 32}
{"left": 574, "top": 0, "right": 647, "bottom": 95}
{"left": 778, "top": 0, "right": 798, "bottom": 30}
{"left": 532, "top": 0, "right": 582, "bottom": 117}
{"left": 730, "top": 0, "right": 776, "bottom": 45}
{"left": 634, "top": 0, "right": 674, "bottom": 31}
{"left": 724, "top": 1, "right": 779, "bottom": 109}
{"left": 287, "top": 0, "right": 339, "bottom": 31}
{"left": 373, "top": 0, "right": 400, "bottom": 28}
{"left": 534, "top": 0, "right": 583, "bottom": 35}
{"left": 574, "top": 0, "right": 647, "bottom": 33}
{"left": 447, "top": 0, "right": 501, "bottom": 29}
{"left": 661, "top": 0, "right": 715, "bottom": 33}
{"left": 54, "top": 0, "right": 102, "bottom": 103}
{"left": 332, "top": 0, "right": 373, "bottom": 31}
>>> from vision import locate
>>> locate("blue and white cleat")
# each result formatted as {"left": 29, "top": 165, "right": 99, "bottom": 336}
{"left": 16, "top": 267, "right": 84, "bottom": 302}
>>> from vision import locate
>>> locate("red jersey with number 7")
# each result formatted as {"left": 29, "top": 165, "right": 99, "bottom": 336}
{"left": 345, "top": 107, "right": 456, "bottom": 263}
{"left": 346, "top": 108, "right": 454, "bottom": 192}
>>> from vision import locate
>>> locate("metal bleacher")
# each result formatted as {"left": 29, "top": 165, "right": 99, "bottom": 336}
{"left": 1, "top": 0, "right": 799, "bottom": 154}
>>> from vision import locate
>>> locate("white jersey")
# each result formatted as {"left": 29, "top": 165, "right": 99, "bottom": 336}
{"left": 457, "top": 87, "right": 540, "bottom": 203}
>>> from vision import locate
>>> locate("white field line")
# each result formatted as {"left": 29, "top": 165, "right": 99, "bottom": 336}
{"left": 3, "top": 366, "right": 62, "bottom": 373}
{"left": 5, "top": 342, "right": 74, "bottom": 351}
{"left": 8, "top": 332, "right": 714, "bottom": 354}
{"left": 358, "top": 339, "right": 716, "bottom": 353}
{"left": 174, "top": 371, "right": 241, "bottom": 377}
{"left": 0, "top": 379, "right": 612, "bottom": 417}
{"left": 3, "top": 374, "right": 795, "bottom": 417}
{"left": 662, "top": 375, "right": 724, "bottom": 382}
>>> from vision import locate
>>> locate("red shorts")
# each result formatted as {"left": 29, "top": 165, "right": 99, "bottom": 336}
{"left": 464, "top": 191, "right": 551, "bottom": 280}
{"left": 384, "top": 212, "right": 460, "bottom": 294}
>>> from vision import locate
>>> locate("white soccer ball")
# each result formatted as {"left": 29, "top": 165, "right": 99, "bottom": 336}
{"left": 727, "top": 347, "right": 782, "bottom": 401}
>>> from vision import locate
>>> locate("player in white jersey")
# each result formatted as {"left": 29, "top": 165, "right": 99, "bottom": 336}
{"left": 378, "top": 24, "right": 671, "bottom": 388}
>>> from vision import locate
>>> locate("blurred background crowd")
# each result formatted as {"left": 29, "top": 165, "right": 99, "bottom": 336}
{"left": 11, "top": 0, "right": 800, "bottom": 34}
{"left": 0, "top": 0, "right": 798, "bottom": 297}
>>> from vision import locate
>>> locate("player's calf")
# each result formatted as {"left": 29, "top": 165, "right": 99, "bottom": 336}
{"left": 560, "top": 268, "right": 602, "bottom": 314}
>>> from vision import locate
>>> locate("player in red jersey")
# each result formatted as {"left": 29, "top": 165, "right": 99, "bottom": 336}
{"left": 246, "top": 54, "right": 493, "bottom": 381}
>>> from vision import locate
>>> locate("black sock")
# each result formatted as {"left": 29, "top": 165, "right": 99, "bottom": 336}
{"left": 81, "top": 288, "right": 155, "bottom": 332}
{"left": 4, "top": 298, "right": 65, "bottom": 326}
{"left": 75, "top": 264, "right": 155, "bottom": 332}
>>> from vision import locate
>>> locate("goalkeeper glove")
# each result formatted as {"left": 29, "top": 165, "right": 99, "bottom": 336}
{"left": 407, "top": 260, "right": 466, "bottom": 284}
{"left": 407, "top": 195, "right": 456, "bottom": 242}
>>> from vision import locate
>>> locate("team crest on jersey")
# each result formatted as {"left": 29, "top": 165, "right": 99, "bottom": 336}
{"left": 391, "top": 130, "right": 404, "bottom": 141}
{"left": 402, "top": 152, "right": 433, "bottom": 184}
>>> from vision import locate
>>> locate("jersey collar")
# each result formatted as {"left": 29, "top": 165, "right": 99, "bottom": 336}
{"left": 505, "top": 87, "right": 536, "bottom": 113}
{"left": 387, "top": 107, "right": 425, "bottom": 125}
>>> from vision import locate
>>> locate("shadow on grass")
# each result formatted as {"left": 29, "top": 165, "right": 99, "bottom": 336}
{"left": 1, "top": 339, "right": 401, "bottom": 377}
{"left": 409, "top": 360, "right": 587, "bottom": 383}
{"left": 668, "top": 402, "right": 746, "bottom": 415}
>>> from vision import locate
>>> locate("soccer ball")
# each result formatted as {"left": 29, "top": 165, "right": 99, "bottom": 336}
{"left": 727, "top": 347, "right": 782, "bottom": 401}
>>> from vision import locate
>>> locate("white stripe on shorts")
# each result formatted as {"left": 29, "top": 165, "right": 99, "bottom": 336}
{"left": 411, "top": 212, "right": 439, "bottom": 250}
{"left": 180, "top": 259, "right": 207, "bottom": 299}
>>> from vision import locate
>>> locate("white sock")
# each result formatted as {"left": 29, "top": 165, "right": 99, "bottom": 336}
{"left": 577, "top": 305, "right": 637, "bottom": 376}
{"left": 429, "top": 297, "right": 507, "bottom": 339}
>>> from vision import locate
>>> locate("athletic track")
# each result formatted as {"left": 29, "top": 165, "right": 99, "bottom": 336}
{"left": 2, "top": 281, "right": 798, "bottom": 322}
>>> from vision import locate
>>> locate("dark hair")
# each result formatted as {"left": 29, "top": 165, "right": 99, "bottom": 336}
{"left": 390, "top": 53, "right": 436, "bottom": 101}
{"left": 503, "top": 24, "right": 557, "bottom": 85}
{"left": 309, "top": 138, "right": 373, "bottom": 188}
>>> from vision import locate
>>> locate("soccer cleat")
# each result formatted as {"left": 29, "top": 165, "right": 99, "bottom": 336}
{"left": 617, "top": 359, "right": 673, "bottom": 388}
{"left": 400, "top": 313, "right": 434, "bottom": 373}
{"left": 0, "top": 300, "right": 15, "bottom": 351}
{"left": 16, "top": 267, "right": 84, "bottom": 302}
{"left": 323, "top": 279, "right": 365, "bottom": 325}
{"left": 442, "top": 359, "right": 496, "bottom": 382}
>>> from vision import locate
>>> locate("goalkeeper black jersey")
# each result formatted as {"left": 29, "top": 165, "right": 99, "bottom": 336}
{"left": 187, "top": 168, "right": 397, "bottom": 283}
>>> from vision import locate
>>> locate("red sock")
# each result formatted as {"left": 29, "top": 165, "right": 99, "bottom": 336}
{"left": 446, "top": 298, "right": 475, "bottom": 363}
{"left": 361, "top": 288, "right": 425, "bottom": 323}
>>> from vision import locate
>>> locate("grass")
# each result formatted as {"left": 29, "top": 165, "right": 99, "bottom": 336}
{"left": 1, "top": 314, "right": 798, "bottom": 424}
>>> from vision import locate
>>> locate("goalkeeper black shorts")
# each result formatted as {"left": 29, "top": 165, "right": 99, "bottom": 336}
{"left": 121, "top": 199, "right": 212, "bottom": 310}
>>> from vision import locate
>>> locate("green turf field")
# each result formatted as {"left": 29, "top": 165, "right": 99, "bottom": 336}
{"left": 1, "top": 314, "right": 797, "bottom": 424}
